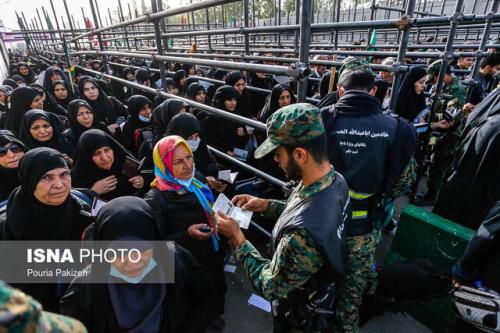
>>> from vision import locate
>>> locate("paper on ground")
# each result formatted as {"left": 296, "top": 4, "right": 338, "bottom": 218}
{"left": 248, "top": 294, "right": 271, "bottom": 312}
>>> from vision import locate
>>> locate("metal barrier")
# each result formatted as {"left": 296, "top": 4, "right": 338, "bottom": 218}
{"left": 11, "top": 0, "right": 500, "bottom": 205}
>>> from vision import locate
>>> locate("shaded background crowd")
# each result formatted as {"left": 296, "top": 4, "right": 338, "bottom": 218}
{"left": 0, "top": 37, "right": 499, "bottom": 332}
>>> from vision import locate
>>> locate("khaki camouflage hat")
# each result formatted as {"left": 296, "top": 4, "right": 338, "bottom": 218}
{"left": 338, "top": 57, "right": 372, "bottom": 83}
{"left": 427, "top": 59, "right": 450, "bottom": 78}
{"left": 254, "top": 103, "right": 325, "bottom": 159}
{"left": 0, "top": 281, "right": 87, "bottom": 333}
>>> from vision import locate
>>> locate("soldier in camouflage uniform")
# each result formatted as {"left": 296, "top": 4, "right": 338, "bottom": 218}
{"left": 423, "top": 60, "right": 467, "bottom": 202}
{"left": 216, "top": 103, "right": 351, "bottom": 332}
{"left": 321, "top": 58, "right": 417, "bottom": 332}
{"left": 0, "top": 281, "right": 87, "bottom": 333}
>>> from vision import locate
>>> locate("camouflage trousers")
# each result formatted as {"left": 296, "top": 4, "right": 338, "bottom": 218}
{"left": 0, "top": 281, "right": 87, "bottom": 333}
{"left": 332, "top": 230, "right": 381, "bottom": 333}
{"left": 427, "top": 135, "right": 460, "bottom": 197}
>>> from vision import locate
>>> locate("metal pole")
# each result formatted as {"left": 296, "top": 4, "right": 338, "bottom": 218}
{"left": 41, "top": 7, "right": 55, "bottom": 47}
{"left": 28, "top": 20, "right": 39, "bottom": 54}
{"left": 16, "top": 11, "right": 35, "bottom": 56}
{"left": 49, "top": 0, "right": 62, "bottom": 43}
{"left": 205, "top": 7, "right": 213, "bottom": 51}
{"left": 411, "top": 0, "right": 465, "bottom": 201}
{"left": 221, "top": 4, "right": 226, "bottom": 45}
{"left": 33, "top": 17, "right": 46, "bottom": 55}
{"left": 278, "top": 0, "right": 282, "bottom": 45}
{"left": 151, "top": 0, "right": 167, "bottom": 89}
{"left": 467, "top": 0, "right": 499, "bottom": 101}
{"left": 367, "top": 0, "right": 376, "bottom": 48}
{"left": 107, "top": 8, "right": 116, "bottom": 49}
{"left": 62, "top": 0, "right": 79, "bottom": 52}
{"left": 94, "top": 0, "right": 104, "bottom": 29}
{"left": 117, "top": 0, "right": 130, "bottom": 50}
{"left": 243, "top": 0, "right": 250, "bottom": 55}
{"left": 388, "top": 0, "right": 416, "bottom": 112}
{"left": 334, "top": 0, "right": 341, "bottom": 49}
{"left": 189, "top": 0, "right": 197, "bottom": 45}
{"left": 294, "top": 0, "right": 301, "bottom": 58}
{"left": 252, "top": 0, "right": 256, "bottom": 27}
{"left": 89, "top": 0, "right": 109, "bottom": 72}
{"left": 297, "top": 0, "right": 312, "bottom": 101}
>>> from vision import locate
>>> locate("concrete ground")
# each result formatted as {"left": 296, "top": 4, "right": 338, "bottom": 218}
{"left": 210, "top": 259, "right": 432, "bottom": 333}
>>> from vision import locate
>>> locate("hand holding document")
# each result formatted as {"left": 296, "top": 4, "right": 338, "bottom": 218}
{"left": 212, "top": 193, "right": 252, "bottom": 229}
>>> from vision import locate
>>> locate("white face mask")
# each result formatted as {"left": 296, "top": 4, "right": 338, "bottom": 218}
{"left": 18, "top": 83, "right": 26, "bottom": 87}
{"left": 186, "top": 138, "right": 201, "bottom": 152}
{"left": 138, "top": 115, "right": 150, "bottom": 123}
{"left": 109, "top": 257, "right": 157, "bottom": 284}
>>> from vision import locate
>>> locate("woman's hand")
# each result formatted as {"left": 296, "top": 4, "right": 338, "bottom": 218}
{"left": 187, "top": 223, "right": 213, "bottom": 240}
{"left": 206, "top": 176, "right": 227, "bottom": 193}
{"left": 129, "top": 175, "right": 144, "bottom": 189}
{"left": 431, "top": 119, "right": 454, "bottom": 130}
{"left": 463, "top": 103, "right": 474, "bottom": 116}
{"left": 91, "top": 176, "right": 118, "bottom": 195}
{"left": 61, "top": 154, "right": 73, "bottom": 167}
{"left": 107, "top": 124, "right": 119, "bottom": 134}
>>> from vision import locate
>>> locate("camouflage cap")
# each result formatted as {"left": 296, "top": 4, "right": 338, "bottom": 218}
{"left": 254, "top": 103, "right": 325, "bottom": 159}
{"left": 0, "top": 281, "right": 87, "bottom": 333}
{"left": 427, "top": 59, "right": 450, "bottom": 78}
{"left": 338, "top": 57, "right": 372, "bottom": 83}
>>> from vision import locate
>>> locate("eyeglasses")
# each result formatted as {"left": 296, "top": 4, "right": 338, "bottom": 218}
{"left": 0, "top": 143, "right": 23, "bottom": 157}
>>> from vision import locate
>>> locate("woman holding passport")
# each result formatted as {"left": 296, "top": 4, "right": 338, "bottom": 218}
{"left": 144, "top": 135, "right": 227, "bottom": 331}
{"left": 71, "top": 129, "right": 144, "bottom": 201}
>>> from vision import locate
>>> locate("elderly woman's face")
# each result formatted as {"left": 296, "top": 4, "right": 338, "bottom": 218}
{"left": 171, "top": 144, "right": 194, "bottom": 180}
{"left": 76, "top": 106, "right": 94, "bottom": 128}
{"left": 0, "top": 142, "right": 24, "bottom": 169}
{"left": 30, "top": 119, "right": 53, "bottom": 142}
{"left": 92, "top": 146, "right": 114, "bottom": 170}
{"left": 34, "top": 167, "right": 71, "bottom": 206}
{"left": 112, "top": 248, "right": 153, "bottom": 277}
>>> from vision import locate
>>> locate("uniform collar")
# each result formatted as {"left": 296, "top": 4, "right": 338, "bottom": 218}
{"left": 296, "top": 165, "right": 335, "bottom": 200}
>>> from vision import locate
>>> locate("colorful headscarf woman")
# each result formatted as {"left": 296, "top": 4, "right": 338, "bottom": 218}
{"left": 151, "top": 135, "right": 219, "bottom": 250}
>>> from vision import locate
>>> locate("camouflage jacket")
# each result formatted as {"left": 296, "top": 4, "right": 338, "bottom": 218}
{"left": 430, "top": 77, "right": 467, "bottom": 141}
{"left": 0, "top": 281, "right": 87, "bottom": 333}
{"left": 234, "top": 167, "right": 342, "bottom": 301}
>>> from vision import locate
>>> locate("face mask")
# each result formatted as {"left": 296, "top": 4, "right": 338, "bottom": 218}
{"left": 176, "top": 168, "right": 195, "bottom": 188}
{"left": 18, "top": 83, "right": 26, "bottom": 87}
{"left": 186, "top": 138, "right": 201, "bottom": 152}
{"left": 138, "top": 115, "right": 150, "bottom": 123}
{"left": 110, "top": 257, "right": 157, "bottom": 284}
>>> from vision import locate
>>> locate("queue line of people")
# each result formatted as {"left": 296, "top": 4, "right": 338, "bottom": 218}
{"left": 0, "top": 44, "right": 498, "bottom": 333}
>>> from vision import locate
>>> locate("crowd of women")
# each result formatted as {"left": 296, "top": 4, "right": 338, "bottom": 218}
{"left": 0, "top": 45, "right": 498, "bottom": 332}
